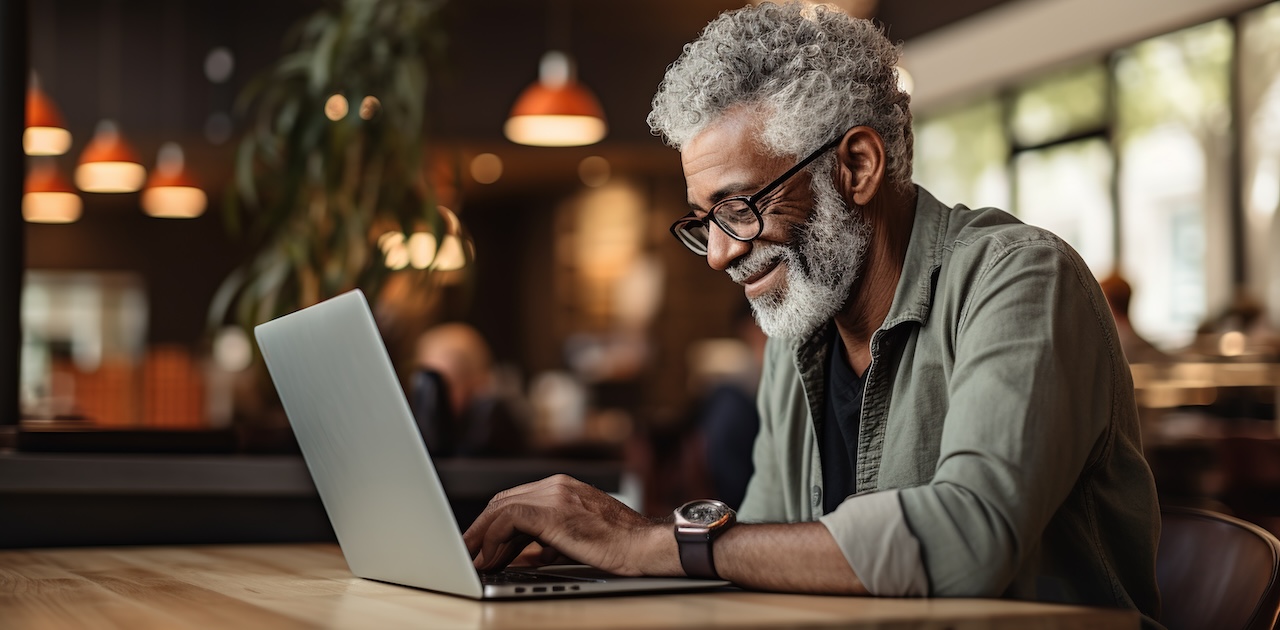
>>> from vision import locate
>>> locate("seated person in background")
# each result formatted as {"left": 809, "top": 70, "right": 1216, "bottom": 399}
{"left": 692, "top": 302, "right": 767, "bottom": 510}
{"left": 413, "top": 322, "right": 528, "bottom": 458}
{"left": 463, "top": 3, "right": 1160, "bottom": 623}
{"left": 1098, "top": 273, "right": 1171, "bottom": 364}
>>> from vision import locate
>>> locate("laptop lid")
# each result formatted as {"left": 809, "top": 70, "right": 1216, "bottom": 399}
{"left": 255, "top": 289, "right": 484, "bottom": 598}
{"left": 254, "top": 290, "right": 729, "bottom": 599}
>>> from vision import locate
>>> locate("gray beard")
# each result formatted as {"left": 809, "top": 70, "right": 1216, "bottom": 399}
{"left": 727, "top": 169, "right": 871, "bottom": 339}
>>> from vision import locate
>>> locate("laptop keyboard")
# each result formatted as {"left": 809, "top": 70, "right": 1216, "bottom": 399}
{"left": 480, "top": 570, "right": 598, "bottom": 585}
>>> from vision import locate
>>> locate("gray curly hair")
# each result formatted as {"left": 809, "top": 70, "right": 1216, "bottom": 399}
{"left": 647, "top": 2, "right": 913, "bottom": 191}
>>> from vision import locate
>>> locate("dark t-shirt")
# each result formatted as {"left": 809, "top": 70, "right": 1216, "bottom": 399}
{"left": 820, "top": 331, "right": 865, "bottom": 515}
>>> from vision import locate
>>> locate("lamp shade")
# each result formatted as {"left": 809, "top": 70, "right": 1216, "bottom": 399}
{"left": 24, "top": 161, "right": 82, "bottom": 223}
{"left": 24, "top": 83, "right": 72, "bottom": 156}
{"left": 505, "top": 51, "right": 607, "bottom": 147}
{"left": 76, "top": 120, "right": 147, "bottom": 193}
{"left": 142, "top": 143, "right": 207, "bottom": 218}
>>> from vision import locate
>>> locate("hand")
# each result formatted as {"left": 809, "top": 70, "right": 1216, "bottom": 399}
{"left": 509, "top": 542, "right": 567, "bottom": 568}
{"left": 463, "top": 474, "right": 677, "bottom": 576}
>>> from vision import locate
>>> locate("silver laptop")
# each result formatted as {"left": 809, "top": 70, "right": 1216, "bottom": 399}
{"left": 254, "top": 289, "right": 729, "bottom": 599}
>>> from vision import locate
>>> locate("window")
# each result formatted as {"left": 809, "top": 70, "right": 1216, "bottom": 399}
{"left": 913, "top": 97, "right": 1010, "bottom": 212}
{"left": 1115, "top": 19, "right": 1233, "bottom": 347}
{"left": 1014, "top": 138, "right": 1115, "bottom": 275}
{"left": 913, "top": 11, "right": 1256, "bottom": 350}
{"left": 1240, "top": 2, "right": 1280, "bottom": 328}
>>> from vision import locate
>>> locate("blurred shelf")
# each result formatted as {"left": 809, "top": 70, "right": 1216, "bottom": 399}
{"left": 0, "top": 452, "right": 623, "bottom": 499}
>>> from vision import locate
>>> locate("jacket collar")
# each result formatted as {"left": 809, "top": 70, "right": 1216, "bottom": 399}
{"left": 880, "top": 184, "right": 948, "bottom": 331}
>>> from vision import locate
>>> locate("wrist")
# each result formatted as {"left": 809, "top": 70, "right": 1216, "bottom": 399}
{"left": 641, "top": 520, "right": 684, "bottom": 576}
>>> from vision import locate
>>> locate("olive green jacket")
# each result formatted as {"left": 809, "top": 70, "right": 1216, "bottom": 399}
{"left": 739, "top": 186, "right": 1161, "bottom": 620}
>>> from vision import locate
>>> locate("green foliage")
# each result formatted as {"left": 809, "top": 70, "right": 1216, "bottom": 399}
{"left": 1114, "top": 19, "right": 1234, "bottom": 145}
{"left": 210, "top": 0, "right": 454, "bottom": 334}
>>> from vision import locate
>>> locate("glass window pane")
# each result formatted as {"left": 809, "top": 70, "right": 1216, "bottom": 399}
{"left": 1240, "top": 2, "right": 1280, "bottom": 327}
{"left": 1115, "top": 19, "right": 1234, "bottom": 349}
{"left": 913, "top": 97, "right": 1010, "bottom": 211}
{"left": 1013, "top": 138, "right": 1116, "bottom": 275}
{"left": 1010, "top": 63, "right": 1109, "bottom": 147}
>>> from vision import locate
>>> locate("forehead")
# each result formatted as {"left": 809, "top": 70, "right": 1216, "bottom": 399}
{"left": 681, "top": 109, "right": 788, "bottom": 207}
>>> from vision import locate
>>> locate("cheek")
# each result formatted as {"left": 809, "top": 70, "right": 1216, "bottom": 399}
{"left": 757, "top": 206, "right": 810, "bottom": 243}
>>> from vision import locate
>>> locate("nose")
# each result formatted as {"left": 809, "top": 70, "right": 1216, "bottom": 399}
{"left": 705, "top": 223, "right": 751, "bottom": 272}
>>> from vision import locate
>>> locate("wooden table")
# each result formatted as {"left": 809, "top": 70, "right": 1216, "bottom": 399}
{"left": 0, "top": 544, "right": 1140, "bottom": 629}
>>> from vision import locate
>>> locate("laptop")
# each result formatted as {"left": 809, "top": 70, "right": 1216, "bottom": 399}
{"left": 254, "top": 289, "right": 730, "bottom": 599}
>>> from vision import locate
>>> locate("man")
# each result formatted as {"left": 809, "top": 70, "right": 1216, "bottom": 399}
{"left": 463, "top": 1, "right": 1161, "bottom": 619}
{"left": 413, "top": 322, "right": 528, "bottom": 457}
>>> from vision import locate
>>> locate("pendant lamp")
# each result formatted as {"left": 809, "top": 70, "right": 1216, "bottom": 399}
{"left": 142, "top": 143, "right": 207, "bottom": 218}
{"left": 24, "top": 160, "right": 83, "bottom": 224}
{"left": 25, "top": 79, "right": 72, "bottom": 156}
{"left": 75, "top": 119, "right": 146, "bottom": 193}
{"left": 505, "top": 51, "right": 606, "bottom": 147}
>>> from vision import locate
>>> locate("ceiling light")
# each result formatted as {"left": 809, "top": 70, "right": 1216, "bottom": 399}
{"left": 359, "top": 96, "right": 381, "bottom": 120}
{"left": 142, "top": 143, "right": 207, "bottom": 218}
{"left": 325, "top": 94, "right": 349, "bottom": 121}
{"left": 505, "top": 51, "right": 606, "bottom": 147}
{"left": 24, "top": 80, "right": 72, "bottom": 156}
{"left": 379, "top": 232, "right": 410, "bottom": 270}
{"left": 407, "top": 232, "right": 437, "bottom": 269}
{"left": 23, "top": 160, "right": 82, "bottom": 224}
{"left": 204, "top": 47, "right": 235, "bottom": 84}
{"left": 469, "top": 153, "right": 503, "bottom": 184}
{"left": 75, "top": 120, "right": 146, "bottom": 193}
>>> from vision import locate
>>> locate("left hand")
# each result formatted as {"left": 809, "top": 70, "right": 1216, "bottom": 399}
{"left": 462, "top": 474, "right": 675, "bottom": 576}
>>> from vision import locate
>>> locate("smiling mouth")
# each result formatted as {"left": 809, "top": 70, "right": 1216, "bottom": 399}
{"left": 742, "top": 259, "right": 785, "bottom": 299}
{"left": 743, "top": 259, "right": 781, "bottom": 286}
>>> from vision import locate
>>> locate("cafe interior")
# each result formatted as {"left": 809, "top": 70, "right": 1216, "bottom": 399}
{"left": 3, "top": 0, "right": 1280, "bottom": 626}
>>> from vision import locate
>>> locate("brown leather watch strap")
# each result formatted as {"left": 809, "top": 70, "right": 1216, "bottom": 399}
{"left": 675, "top": 527, "right": 719, "bottom": 579}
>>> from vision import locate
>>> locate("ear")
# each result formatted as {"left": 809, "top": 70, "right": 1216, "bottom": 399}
{"left": 833, "top": 126, "right": 886, "bottom": 207}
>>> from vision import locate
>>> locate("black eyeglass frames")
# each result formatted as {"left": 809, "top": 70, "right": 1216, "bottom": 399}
{"left": 669, "top": 133, "right": 844, "bottom": 256}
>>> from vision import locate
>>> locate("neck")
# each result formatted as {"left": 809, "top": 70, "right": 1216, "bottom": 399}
{"left": 833, "top": 184, "right": 916, "bottom": 375}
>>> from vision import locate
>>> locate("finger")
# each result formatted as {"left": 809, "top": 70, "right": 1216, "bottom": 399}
{"left": 510, "top": 542, "right": 546, "bottom": 567}
{"left": 538, "top": 544, "right": 565, "bottom": 564}
{"left": 478, "top": 505, "right": 543, "bottom": 572}
{"left": 477, "top": 533, "right": 534, "bottom": 572}
{"left": 464, "top": 476, "right": 568, "bottom": 556}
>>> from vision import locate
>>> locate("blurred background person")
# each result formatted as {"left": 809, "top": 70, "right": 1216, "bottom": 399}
{"left": 688, "top": 302, "right": 767, "bottom": 511}
{"left": 412, "top": 322, "right": 529, "bottom": 458}
{"left": 1099, "top": 273, "right": 1172, "bottom": 364}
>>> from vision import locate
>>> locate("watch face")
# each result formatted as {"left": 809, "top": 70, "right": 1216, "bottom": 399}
{"left": 679, "top": 500, "right": 730, "bottom": 525}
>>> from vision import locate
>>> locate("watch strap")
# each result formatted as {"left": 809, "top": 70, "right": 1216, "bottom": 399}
{"left": 675, "top": 527, "right": 719, "bottom": 579}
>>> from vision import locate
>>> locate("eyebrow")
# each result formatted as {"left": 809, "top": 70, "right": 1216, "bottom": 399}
{"left": 687, "top": 182, "right": 756, "bottom": 212}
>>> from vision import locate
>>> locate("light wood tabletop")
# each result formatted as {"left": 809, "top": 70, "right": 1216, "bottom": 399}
{"left": 0, "top": 544, "right": 1140, "bottom": 629}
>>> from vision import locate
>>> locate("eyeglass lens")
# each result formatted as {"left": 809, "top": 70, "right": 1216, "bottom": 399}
{"left": 674, "top": 200, "right": 762, "bottom": 254}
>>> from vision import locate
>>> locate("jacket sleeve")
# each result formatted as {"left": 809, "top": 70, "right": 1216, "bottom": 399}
{"left": 896, "top": 238, "right": 1119, "bottom": 596}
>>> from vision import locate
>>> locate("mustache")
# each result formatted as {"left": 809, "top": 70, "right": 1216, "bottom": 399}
{"left": 727, "top": 242, "right": 787, "bottom": 284}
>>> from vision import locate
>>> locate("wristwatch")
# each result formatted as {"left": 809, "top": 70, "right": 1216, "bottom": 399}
{"left": 673, "top": 499, "right": 736, "bottom": 579}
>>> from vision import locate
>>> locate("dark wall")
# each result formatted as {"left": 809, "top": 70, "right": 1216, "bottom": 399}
{"left": 25, "top": 193, "right": 251, "bottom": 347}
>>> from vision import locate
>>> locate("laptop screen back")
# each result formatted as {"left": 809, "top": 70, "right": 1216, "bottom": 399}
{"left": 254, "top": 290, "right": 483, "bottom": 598}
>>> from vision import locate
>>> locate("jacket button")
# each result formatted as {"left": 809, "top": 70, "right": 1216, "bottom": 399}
{"left": 811, "top": 486, "right": 822, "bottom": 508}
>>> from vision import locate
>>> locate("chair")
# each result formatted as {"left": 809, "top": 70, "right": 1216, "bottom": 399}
{"left": 1157, "top": 506, "right": 1280, "bottom": 630}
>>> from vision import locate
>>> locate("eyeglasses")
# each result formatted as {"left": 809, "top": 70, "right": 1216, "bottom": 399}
{"left": 670, "top": 134, "right": 844, "bottom": 256}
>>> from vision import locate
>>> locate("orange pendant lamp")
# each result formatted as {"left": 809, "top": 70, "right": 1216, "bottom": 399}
{"left": 24, "top": 160, "right": 83, "bottom": 224}
{"left": 142, "top": 143, "right": 207, "bottom": 218}
{"left": 75, "top": 119, "right": 147, "bottom": 193}
{"left": 24, "top": 78, "right": 72, "bottom": 156}
{"left": 505, "top": 51, "right": 606, "bottom": 147}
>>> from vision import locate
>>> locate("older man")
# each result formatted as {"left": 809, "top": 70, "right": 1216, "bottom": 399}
{"left": 463, "top": 1, "right": 1160, "bottom": 619}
